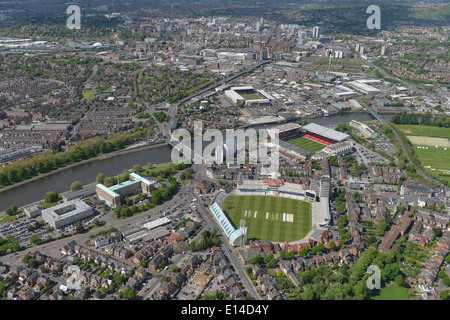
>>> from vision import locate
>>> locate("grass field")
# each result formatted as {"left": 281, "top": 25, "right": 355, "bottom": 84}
{"left": 82, "top": 90, "right": 96, "bottom": 100}
{"left": 374, "top": 282, "right": 409, "bottom": 300}
{"left": 287, "top": 136, "right": 326, "bottom": 154}
{"left": 406, "top": 135, "right": 450, "bottom": 148}
{"left": 413, "top": 145, "right": 450, "bottom": 184}
{"left": 396, "top": 124, "right": 450, "bottom": 139}
{"left": 240, "top": 93, "right": 262, "bottom": 100}
{"left": 221, "top": 195, "right": 311, "bottom": 242}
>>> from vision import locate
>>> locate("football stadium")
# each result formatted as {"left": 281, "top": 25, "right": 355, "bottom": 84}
{"left": 224, "top": 86, "right": 274, "bottom": 107}
{"left": 268, "top": 122, "right": 350, "bottom": 160}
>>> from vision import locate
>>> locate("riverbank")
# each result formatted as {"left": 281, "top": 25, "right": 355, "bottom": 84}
{"left": 0, "top": 141, "right": 167, "bottom": 195}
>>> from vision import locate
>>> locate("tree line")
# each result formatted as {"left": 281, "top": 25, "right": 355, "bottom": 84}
{"left": 0, "top": 130, "right": 147, "bottom": 189}
{"left": 390, "top": 111, "right": 450, "bottom": 127}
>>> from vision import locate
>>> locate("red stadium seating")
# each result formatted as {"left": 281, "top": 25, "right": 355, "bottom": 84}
{"left": 303, "top": 133, "right": 334, "bottom": 146}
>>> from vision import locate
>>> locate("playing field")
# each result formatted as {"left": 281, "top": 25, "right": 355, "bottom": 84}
{"left": 374, "top": 282, "right": 409, "bottom": 300}
{"left": 396, "top": 124, "right": 450, "bottom": 139}
{"left": 221, "top": 195, "right": 312, "bottom": 242}
{"left": 413, "top": 145, "right": 450, "bottom": 184}
{"left": 406, "top": 135, "right": 450, "bottom": 148}
{"left": 240, "top": 93, "right": 262, "bottom": 100}
{"left": 287, "top": 136, "right": 326, "bottom": 154}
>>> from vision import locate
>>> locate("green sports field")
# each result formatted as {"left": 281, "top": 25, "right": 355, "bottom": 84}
{"left": 396, "top": 124, "right": 450, "bottom": 139}
{"left": 374, "top": 282, "right": 409, "bottom": 300}
{"left": 287, "top": 136, "right": 326, "bottom": 154}
{"left": 413, "top": 145, "right": 450, "bottom": 184}
{"left": 240, "top": 93, "right": 262, "bottom": 100}
{"left": 221, "top": 195, "right": 312, "bottom": 242}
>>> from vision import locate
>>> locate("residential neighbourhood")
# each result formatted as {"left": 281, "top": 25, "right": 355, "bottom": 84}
{"left": 0, "top": 0, "right": 449, "bottom": 304}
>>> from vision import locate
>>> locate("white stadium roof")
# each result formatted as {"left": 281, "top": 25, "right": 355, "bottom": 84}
{"left": 302, "top": 123, "right": 349, "bottom": 142}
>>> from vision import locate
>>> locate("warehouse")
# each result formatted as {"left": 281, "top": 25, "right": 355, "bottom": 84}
{"left": 348, "top": 80, "right": 381, "bottom": 94}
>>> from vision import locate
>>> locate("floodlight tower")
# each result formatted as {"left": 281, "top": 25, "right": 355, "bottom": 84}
{"left": 239, "top": 219, "right": 248, "bottom": 247}
{"left": 328, "top": 49, "right": 333, "bottom": 74}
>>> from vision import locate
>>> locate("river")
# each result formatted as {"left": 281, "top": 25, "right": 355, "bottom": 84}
{"left": 0, "top": 145, "right": 173, "bottom": 211}
{"left": 0, "top": 112, "right": 393, "bottom": 211}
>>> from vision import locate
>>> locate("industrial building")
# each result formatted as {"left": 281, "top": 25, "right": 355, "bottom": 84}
{"left": 348, "top": 80, "right": 381, "bottom": 94}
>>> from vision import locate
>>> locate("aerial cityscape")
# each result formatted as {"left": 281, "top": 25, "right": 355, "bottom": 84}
{"left": 0, "top": 0, "right": 449, "bottom": 307}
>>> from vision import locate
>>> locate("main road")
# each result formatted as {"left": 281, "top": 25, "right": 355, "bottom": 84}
{"left": 139, "top": 166, "right": 260, "bottom": 299}
{"left": 184, "top": 167, "right": 261, "bottom": 300}
{"left": 0, "top": 164, "right": 260, "bottom": 300}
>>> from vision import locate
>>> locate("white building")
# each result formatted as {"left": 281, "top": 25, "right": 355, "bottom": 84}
{"left": 41, "top": 199, "right": 94, "bottom": 229}
{"left": 313, "top": 26, "right": 323, "bottom": 38}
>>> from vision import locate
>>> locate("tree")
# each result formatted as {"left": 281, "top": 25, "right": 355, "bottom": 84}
{"left": 311, "top": 243, "right": 325, "bottom": 255}
{"left": 298, "top": 246, "right": 310, "bottom": 257}
{"left": 439, "top": 290, "right": 448, "bottom": 300}
{"left": 122, "top": 289, "right": 136, "bottom": 300}
{"left": 329, "top": 241, "right": 336, "bottom": 250}
{"left": 170, "top": 265, "right": 180, "bottom": 273}
{"left": 45, "top": 191, "right": 59, "bottom": 204}
{"left": 396, "top": 205, "right": 406, "bottom": 214}
{"left": 397, "top": 159, "right": 406, "bottom": 170}
{"left": 133, "top": 164, "right": 142, "bottom": 173}
{"left": 29, "top": 234, "right": 41, "bottom": 246}
{"left": 286, "top": 251, "right": 295, "bottom": 260}
{"left": 96, "top": 173, "right": 106, "bottom": 184}
{"left": 27, "top": 257, "right": 37, "bottom": 267}
{"left": 189, "top": 241, "right": 197, "bottom": 252}
{"left": 377, "top": 222, "right": 390, "bottom": 233}
{"left": 119, "top": 207, "right": 131, "bottom": 218}
{"left": 395, "top": 274, "right": 404, "bottom": 286}
{"left": 5, "top": 205, "right": 18, "bottom": 216}
{"left": 433, "top": 227, "right": 443, "bottom": 238}
{"left": 22, "top": 254, "right": 31, "bottom": 264}
{"left": 70, "top": 180, "right": 83, "bottom": 192}
{"left": 264, "top": 253, "right": 274, "bottom": 264}
{"left": 249, "top": 254, "right": 262, "bottom": 265}
{"left": 76, "top": 225, "right": 85, "bottom": 234}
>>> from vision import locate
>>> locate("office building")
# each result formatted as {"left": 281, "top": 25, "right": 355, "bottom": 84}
{"left": 96, "top": 173, "right": 155, "bottom": 208}
{"left": 313, "top": 26, "right": 323, "bottom": 38}
{"left": 41, "top": 199, "right": 94, "bottom": 229}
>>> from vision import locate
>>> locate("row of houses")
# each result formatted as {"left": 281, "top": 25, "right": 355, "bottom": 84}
{"left": 415, "top": 207, "right": 449, "bottom": 229}
{"left": 371, "top": 165, "right": 402, "bottom": 184}
{"left": 4, "top": 250, "right": 85, "bottom": 300}
{"left": 378, "top": 211, "right": 413, "bottom": 253}
{"left": 61, "top": 241, "right": 133, "bottom": 274}
{"left": 416, "top": 230, "right": 450, "bottom": 285}
{"left": 408, "top": 220, "right": 434, "bottom": 247}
